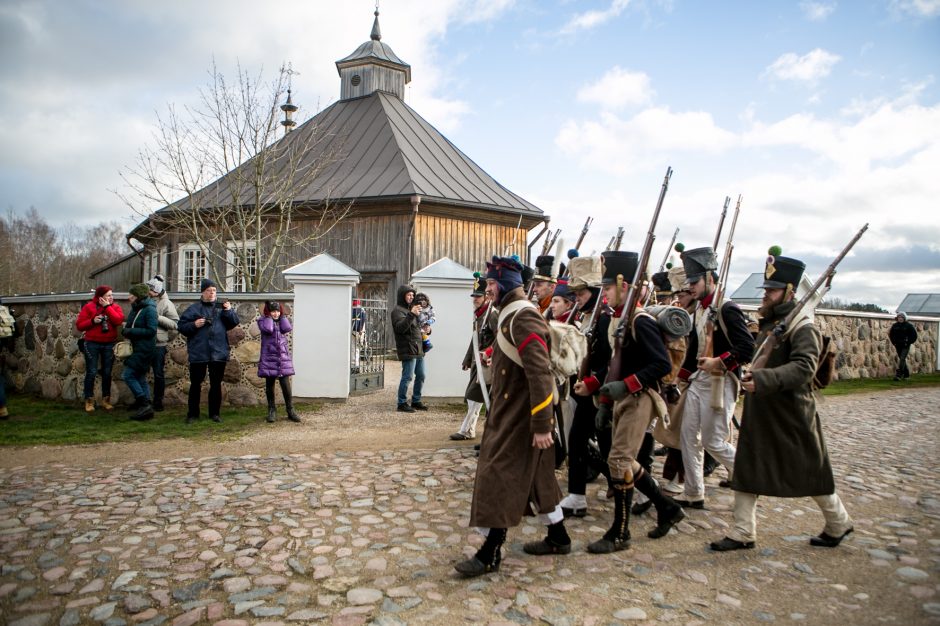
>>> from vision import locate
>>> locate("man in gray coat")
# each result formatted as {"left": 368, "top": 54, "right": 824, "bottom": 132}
{"left": 147, "top": 275, "right": 179, "bottom": 411}
{"left": 710, "top": 253, "right": 853, "bottom": 552}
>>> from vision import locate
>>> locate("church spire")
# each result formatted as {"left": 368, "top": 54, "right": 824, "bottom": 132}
{"left": 371, "top": 7, "right": 381, "bottom": 41}
{"left": 335, "top": 5, "right": 411, "bottom": 101}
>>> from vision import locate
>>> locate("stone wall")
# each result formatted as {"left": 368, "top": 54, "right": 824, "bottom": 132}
{"left": 0, "top": 293, "right": 294, "bottom": 407}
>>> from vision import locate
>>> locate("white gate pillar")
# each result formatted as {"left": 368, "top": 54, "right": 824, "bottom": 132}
{"left": 411, "top": 257, "right": 475, "bottom": 398}
{"left": 283, "top": 253, "right": 360, "bottom": 399}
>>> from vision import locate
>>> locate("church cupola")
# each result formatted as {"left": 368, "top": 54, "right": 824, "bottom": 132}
{"left": 335, "top": 8, "right": 411, "bottom": 101}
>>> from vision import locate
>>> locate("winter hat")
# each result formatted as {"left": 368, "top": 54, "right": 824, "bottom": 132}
{"left": 129, "top": 283, "right": 150, "bottom": 299}
{"left": 93, "top": 285, "right": 113, "bottom": 299}
{"left": 485, "top": 255, "right": 524, "bottom": 296}
{"left": 263, "top": 301, "right": 281, "bottom": 316}
{"left": 553, "top": 281, "right": 576, "bottom": 301}
{"left": 199, "top": 278, "right": 217, "bottom": 292}
{"left": 146, "top": 274, "right": 165, "bottom": 295}
{"left": 896, "top": 311, "right": 908, "bottom": 321}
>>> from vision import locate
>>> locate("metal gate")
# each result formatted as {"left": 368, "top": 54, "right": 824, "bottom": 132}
{"left": 350, "top": 297, "right": 386, "bottom": 394}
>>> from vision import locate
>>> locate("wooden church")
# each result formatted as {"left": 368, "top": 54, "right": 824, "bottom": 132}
{"left": 125, "top": 9, "right": 547, "bottom": 305}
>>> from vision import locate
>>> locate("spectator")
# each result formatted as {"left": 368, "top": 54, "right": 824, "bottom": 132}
{"left": 121, "top": 284, "right": 158, "bottom": 421}
{"left": 177, "top": 278, "right": 240, "bottom": 424}
{"left": 0, "top": 300, "right": 13, "bottom": 419}
{"left": 258, "top": 301, "right": 300, "bottom": 423}
{"left": 889, "top": 312, "right": 918, "bottom": 381}
{"left": 351, "top": 299, "right": 367, "bottom": 370}
{"left": 390, "top": 284, "right": 427, "bottom": 413}
{"left": 75, "top": 285, "right": 125, "bottom": 412}
{"left": 147, "top": 275, "right": 179, "bottom": 411}
{"left": 414, "top": 292, "right": 435, "bottom": 352}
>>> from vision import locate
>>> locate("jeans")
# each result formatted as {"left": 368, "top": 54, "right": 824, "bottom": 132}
{"left": 189, "top": 361, "right": 226, "bottom": 418}
{"left": 151, "top": 346, "right": 167, "bottom": 405}
{"left": 0, "top": 370, "right": 7, "bottom": 408}
{"left": 397, "top": 357, "right": 425, "bottom": 406}
{"left": 896, "top": 345, "right": 911, "bottom": 378}
{"left": 83, "top": 341, "right": 114, "bottom": 399}
{"left": 122, "top": 366, "right": 151, "bottom": 402}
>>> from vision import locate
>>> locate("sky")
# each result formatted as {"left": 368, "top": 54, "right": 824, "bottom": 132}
{"left": 2, "top": 0, "right": 939, "bottom": 309}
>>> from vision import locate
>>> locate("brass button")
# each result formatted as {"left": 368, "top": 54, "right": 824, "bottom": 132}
{"left": 501, "top": 369, "right": 506, "bottom": 375}
{"left": 503, "top": 393, "right": 508, "bottom": 399}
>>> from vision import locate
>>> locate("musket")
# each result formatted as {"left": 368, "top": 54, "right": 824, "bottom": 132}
{"left": 605, "top": 235, "right": 616, "bottom": 252}
{"left": 642, "top": 227, "right": 680, "bottom": 307}
{"left": 750, "top": 223, "right": 869, "bottom": 374}
{"left": 503, "top": 214, "right": 524, "bottom": 255}
{"left": 613, "top": 227, "right": 625, "bottom": 251}
{"left": 471, "top": 303, "right": 492, "bottom": 412}
{"left": 606, "top": 167, "right": 673, "bottom": 382}
{"left": 703, "top": 195, "right": 741, "bottom": 411}
{"left": 713, "top": 196, "right": 731, "bottom": 250}
{"left": 560, "top": 217, "right": 593, "bottom": 281}
{"left": 542, "top": 228, "right": 561, "bottom": 257}
{"left": 527, "top": 219, "right": 550, "bottom": 266}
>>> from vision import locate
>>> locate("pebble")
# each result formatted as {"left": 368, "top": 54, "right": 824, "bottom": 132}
{"left": 613, "top": 607, "right": 647, "bottom": 620}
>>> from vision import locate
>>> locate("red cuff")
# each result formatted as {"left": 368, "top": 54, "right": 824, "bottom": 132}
{"left": 582, "top": 376, "right": 601, "bottom": 394}
{"left": 718, "top": 351, "right": 739, "bottom": 372}
{"left": 598, "top": 395, "right": 613, "bottom": 407}
{"left": 624, "top": 374, "right": 643, "bottom": 394}
{"left": 678, "top": 368, "right": 692, "bottom": 381}
{"left": 484, "top": 346, "right": 493, "bottom": 359}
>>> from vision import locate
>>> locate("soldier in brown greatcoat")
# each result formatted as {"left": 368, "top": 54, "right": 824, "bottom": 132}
{"left": 455, "top": 256, "right": 570, "bottom": 577}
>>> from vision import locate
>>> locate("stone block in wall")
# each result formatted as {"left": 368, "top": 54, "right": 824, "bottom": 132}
{"left": 223, "top": 359, "right": 242, "bottom": 383}
{"left": 237, "top": 302, "right": 257, "bottom": 320}
{"left": 226, "top": 326, "right": 246, "bottom": 346}
{"left": 38, "top": 304, "right": 50, "bottom": 322}
{"left": 24, "top": 320, "right": 34, "bottom": 350}
{"left": 41, "top": 377, "right": 61, "bottom": 399}
{"left": 39, "top": 356, "right": 54, "bottom": 374}
{"left": 233, "top": 340, "right": 261, "bottom": 364}
{"left": 857, "top": 324, "right": 870, "bottom": 340}
{"left": 248, "top": 374, "right": 266, "bottom": 388}
{"left": 50, "top": 324, "right": 59, "bottom": 339}
{"left": 227, "top": 386, "right": 259, "bottom": 406}
{"left": 166, "top": 361, "right": 186, "bottom": 382}
{"left": 112, "top": 381, "right": 135, "bottom": 405}
{"left": 36, "top": 325, "right": 48, "bottom": 342}
{"left": 19, "top": 357, "right": 29, "bottom": 373}
{"left": 12, "top": 373, "right": 25, "bottom": 391}
{"left": 170, "top": 347, "right": 189, "bottom": 366}
{"left": 72, "top": 355, "right": 85, "bottom": 374}
{"left": 248, "top": 320, "right": 260, "bottom": 339}
{"left": 62, "top": 375, "right": 81, "bottom": 401}
{"left": 56, "top": 358, "right": 71, "bottom": 377}
{"left": 24, "top": 376, "right": 40, "bottom": 395}
{"left": 54, "top": 339, "right": 65, "bottom": 359}
{"left": 164, "top": 388, "right": 185, "bottom": 407}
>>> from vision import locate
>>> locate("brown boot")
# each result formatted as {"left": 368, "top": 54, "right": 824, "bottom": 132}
{"left": 84, "top": 398, "right": 95, "bottom": 413}
{"left": 101, "top": 396, "right": 114, "bottom": 411}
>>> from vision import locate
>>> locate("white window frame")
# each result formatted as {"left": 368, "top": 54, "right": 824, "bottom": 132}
{"left": 144, "top": 246, "right": 169, "bottom": 283}
{"left": 225, "top": 240, "right": 257, "bottom": 292}
{"left": 177, "top": 244, "right": 208, "bottom": 292}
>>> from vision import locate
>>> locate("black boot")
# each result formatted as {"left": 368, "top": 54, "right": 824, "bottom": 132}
{"left": 455, "top": 528, "right": 506, "bottom": 576}
{"left": 588, "top": 482, "right": 632, "bottom": 553}
{"left": 634, "top": 470, "right": 685, "bottom": 539}
{"left": 281, "top": 378, "right": 301, "bottom": 422}
{"left": 130, "top": 397, "right": 154, "bottom": 421}
{"left": 523, "top": 520, "right": 572, "bottom": 555}
{"left": 265, "top": 379, "right": 277, "bottom": 423}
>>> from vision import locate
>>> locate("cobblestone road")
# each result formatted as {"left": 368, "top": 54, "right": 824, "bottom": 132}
{"left": 1, "top": 387, "right": 938, "bottom": 626}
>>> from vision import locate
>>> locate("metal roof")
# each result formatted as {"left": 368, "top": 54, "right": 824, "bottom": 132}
{"left": 729, "top": 272, "right": 815, "bottom": 304}
{"left": 133, "top": 91, "right": 542, "bottom": 238}
{"left": 897, "top": 293, "right": 940, "bottom": 317}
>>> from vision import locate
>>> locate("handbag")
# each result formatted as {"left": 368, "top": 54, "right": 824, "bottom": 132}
{"left": 115, "top": 308, "right": 141, "bottom": 360}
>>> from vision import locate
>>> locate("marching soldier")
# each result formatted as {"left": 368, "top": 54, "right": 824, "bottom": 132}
{"left": 455, "top": 256, "right": 570, "bottom": 577}
{"left": 532, "top": 254, "right": 557, "bottom": 317}
{"left": 711, "top": 252, "right": 853, "bottom": 551}
{"left": 675, "top": 246, "right": 754, "bottom": 509}
{"left": 587, "top": 251, "right": 685, "bottom": 553}
{"left": 451, "top": 273, "right": 498, "bottom": 441}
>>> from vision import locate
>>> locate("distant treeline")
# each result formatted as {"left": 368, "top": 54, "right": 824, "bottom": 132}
{"left": 0, "top": 207, "right": 128, "bottom": 296}
{"left": 819, "top": 297, "right": 889, "bottom": 314}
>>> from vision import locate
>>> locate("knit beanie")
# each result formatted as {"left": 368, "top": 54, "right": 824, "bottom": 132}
{"left": 200, "top": 278, "right": 217, "bottom": 292}
{"left": 263, "top": 301, "right": 281, "bottom": 316}
{"left": 146, "top": 274, "right": 165, "bottom": 295}
{"left": 129, "top": 283, "right": 150, "bottom": 299}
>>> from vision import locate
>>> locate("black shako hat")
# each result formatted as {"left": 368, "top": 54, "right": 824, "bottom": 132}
{"left": 601, "top": 251, "right": 639, "bottom": 285}
{"left": 471, "top": 272, "right": 485, "bottom": 297}
{"left": 533, "top": 255, "right": 556, "bottom": 283}
{"left": 763, "top": 255, "right": 806, "bottom": 290}
{"left": 652, "top": 271, "right": 672, "bottom": 295}
{"left": 680, "top": 246, "right": 718, "bottom": 284}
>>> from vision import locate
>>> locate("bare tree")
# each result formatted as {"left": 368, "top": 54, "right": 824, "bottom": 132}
{"left": 117, "top": 61, "right": 351, "bottom": 291}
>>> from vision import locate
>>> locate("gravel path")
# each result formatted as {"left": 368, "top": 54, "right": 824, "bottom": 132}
{"left": 1, "top": 377, "right": 937, "bottom": 625}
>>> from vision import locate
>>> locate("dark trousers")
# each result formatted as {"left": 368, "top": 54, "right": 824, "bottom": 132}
{"left": 151, "top": 346, "right": 167, "bottom": 405}
{"left": 265, "top": 376, "right": 292, "bottom": 406}
{"left": 662, "top": 447, "right": 685, "bottom": 482}
{"left": 568, "top": 395, "right": 610, "bottom": 495}
{"left": 896, "top": 345, "right": 911, "bottom": 378}
{"left": 83, "top": 341, "right": 114, "bottom": 399}
{"left": 188, "top": 361, "right": 226, "bottom": 418}
{"left": 637, "top": 432, "right": 655, "bottom": 474}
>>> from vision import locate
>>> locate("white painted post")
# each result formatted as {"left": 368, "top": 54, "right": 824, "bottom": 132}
{"left": 283, "top": 254, "right": 360, "bottom": 399}
{"left": 411, "top": 257, "right": 475, "bottom": 398}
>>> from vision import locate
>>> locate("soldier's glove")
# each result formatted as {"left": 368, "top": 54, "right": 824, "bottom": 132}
{"left": 599, "top": 380, "right": 628, "bottom": 401}
{"left": 595, "top": 404, "right": 613, "bottom": 431}
{"left": 663, "top": 383, "right": 680, "bottom": 405}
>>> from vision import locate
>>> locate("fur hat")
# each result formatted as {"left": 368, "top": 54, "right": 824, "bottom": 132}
{"left": 667, "top": 266, "right": 689, "bottom": 293}
{"left": 199, "top": 278, "right": 217, "bottom": 292}
{"left": 485, "top": 256, "right": 524, "bottom": 295}
{"left": 601, "top": 251, "right": 639, "bottom": 286}
{"left": 146, "top": 275, "right": 165, "bottom": 295}
{"left": 129, "top": 283, "right": 150, "bottom": 299}
{"left": 567, "top": 256, "right": 603, "bottom": 290}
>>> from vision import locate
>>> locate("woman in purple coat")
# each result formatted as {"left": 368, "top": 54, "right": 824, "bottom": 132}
{"left": 258, "top": 301, "right": 300, "bottom": 423}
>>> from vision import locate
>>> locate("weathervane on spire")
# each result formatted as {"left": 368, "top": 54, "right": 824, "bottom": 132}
{"left": 280, "top": 63, "right": 300, "bottom": 134}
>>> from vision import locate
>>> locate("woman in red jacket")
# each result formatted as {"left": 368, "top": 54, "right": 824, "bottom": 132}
{"left": 75, "top": 286, "right": 125, "bottom": 412}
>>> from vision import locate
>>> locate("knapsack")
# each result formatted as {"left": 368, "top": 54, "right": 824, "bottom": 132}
{"left": 496, "top": 300, "right": 587, "bottom": 386}
{"left": 785, "top": 316, "right": 837, "bottom": 390}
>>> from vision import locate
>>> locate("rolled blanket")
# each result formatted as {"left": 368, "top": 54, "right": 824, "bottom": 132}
{"left": 646, "top": 305, "right": 692, "bottom": 340}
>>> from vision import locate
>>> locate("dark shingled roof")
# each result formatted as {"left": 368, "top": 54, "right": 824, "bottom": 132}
{"left": 133, "top": 91, "right": 542, "bottom": 237}
{"left": 897, "top": 293, "right": 940, "bottom": 318}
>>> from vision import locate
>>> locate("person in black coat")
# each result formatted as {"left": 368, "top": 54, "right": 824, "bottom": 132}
{"left": 889, "top": 312, "right": 918, "bottom": 380}
{"left": 121, "top": 284, "right": 159, "bottom": 421}
{"left": 177, "top": 279, "right": 240, "bottom": 424}
{"left": 390, "top": 284, "right": 427, "bottom": 413}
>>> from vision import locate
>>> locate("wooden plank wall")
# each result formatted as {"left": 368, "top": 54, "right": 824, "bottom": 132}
{"left": 414, "top": 215, "right": 526, "bottom": 272}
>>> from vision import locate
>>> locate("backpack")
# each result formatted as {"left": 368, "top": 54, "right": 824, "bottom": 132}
{"left": 786, "top": 317, "right": 837, "bottom": 390}
{"left": 496, "top": 300, "right": 587, "bottom": 385}
{"left": 0, "top": 305, "right": 15, "bottom": 339}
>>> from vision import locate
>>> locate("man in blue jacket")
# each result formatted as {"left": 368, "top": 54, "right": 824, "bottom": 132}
{"left": 177, "top": 278, "right": 240, "bottom": 424}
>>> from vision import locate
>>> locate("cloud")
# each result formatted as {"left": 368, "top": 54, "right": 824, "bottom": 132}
{"left": 577, "top": 66, "right": 654, "bottom": 109}
{"left": 800, "top": 1, "right": 837, "bottom": 21}
{"left": 560, "top": 0, "right": 631, "bottom": 34}
{"left": 460, "top": 0, "right": 517, "bottom": 24}
{"left": 890, "top": 0, "right": 940, "bottom": 18}
{"left": 764, "top": 48, "right": 841, "bottom": 82}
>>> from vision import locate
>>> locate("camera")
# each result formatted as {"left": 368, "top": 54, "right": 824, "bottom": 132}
{"left": 203, "top": 316, "right": 213, "bottom": 326}
{"left": 101, "top": 317, "right": 109, "bottom": 332}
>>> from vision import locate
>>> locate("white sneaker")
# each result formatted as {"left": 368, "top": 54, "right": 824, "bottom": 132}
{"left": 559, "top": 493, "right": 587, "bottom": 509}
{"left": 663, "top": 479, "right": 683, "bottom": 494}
